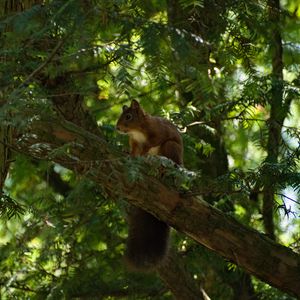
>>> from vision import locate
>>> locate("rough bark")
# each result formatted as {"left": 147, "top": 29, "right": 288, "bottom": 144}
{"left": 16, "top": 117, "right": 300, "bottom": 298}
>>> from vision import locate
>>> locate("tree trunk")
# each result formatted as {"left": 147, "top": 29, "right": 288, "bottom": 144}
{"left": 158, "top": 248, "right": 207, "bottom": 300}
{"left": 167, "top": 2, "right": 254, "bottom": 298}
{"left": 262, "top": 0, "right": 286, "bottom": 240}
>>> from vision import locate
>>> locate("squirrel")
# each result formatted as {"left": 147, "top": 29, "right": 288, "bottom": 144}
{"left": 116, "top": 100, "right": 183, "bottom": 271}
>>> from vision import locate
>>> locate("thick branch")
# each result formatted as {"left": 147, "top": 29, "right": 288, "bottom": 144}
{"left": 17, "top": 118, "right": 300, "bottom": 298}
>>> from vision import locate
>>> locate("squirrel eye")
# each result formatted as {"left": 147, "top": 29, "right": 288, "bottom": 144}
{"left": 125, "top": 113, "right": 132, "bottom": 121}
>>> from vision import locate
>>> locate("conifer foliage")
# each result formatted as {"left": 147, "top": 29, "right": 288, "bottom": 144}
{"left": 0, "top": 0, "right": 300, "bottom": 299}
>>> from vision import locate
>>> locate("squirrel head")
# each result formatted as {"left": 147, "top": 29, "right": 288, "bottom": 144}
{"left": 116, "top": 100, "right": 146, "bottom": 133}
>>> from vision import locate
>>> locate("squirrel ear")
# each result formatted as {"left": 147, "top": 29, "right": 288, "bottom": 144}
{"left": 131, "top": 100, "right": 140, "bottom": 109}
{"left": 122, "top": 105, "right": 129, "bottom": 112}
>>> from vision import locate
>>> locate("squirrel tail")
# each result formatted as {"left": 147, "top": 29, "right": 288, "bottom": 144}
{"left": 125, "top": 207, "right": 170, "bottom": 271}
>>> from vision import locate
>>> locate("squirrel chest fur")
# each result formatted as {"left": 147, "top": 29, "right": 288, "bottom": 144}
{"left": 116, "top": 100, "right": 183, "bottom": 271}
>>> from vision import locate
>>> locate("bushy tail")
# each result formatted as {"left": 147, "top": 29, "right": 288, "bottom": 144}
{"left": 125, "top": 207, "right": 170, "bottom": 271}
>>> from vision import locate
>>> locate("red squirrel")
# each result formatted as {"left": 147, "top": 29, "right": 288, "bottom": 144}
{"left": 116, "top": 100, "right": 183, "bottom": 271}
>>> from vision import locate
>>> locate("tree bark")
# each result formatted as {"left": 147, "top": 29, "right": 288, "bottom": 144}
{"left": 262, "top": 0, "right": 286, "bottom": 240}
{"left": 16, "top": 117, "right": 300, "bottom": 298}
{"left": 158, "top": 248, "right": 206, "bottom": 300}
{"left": 0, "top": 125, "right": 12, "bottom": 190}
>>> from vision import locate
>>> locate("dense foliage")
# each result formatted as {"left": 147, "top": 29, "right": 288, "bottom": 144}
{"left": 0, "top": 0, "right": 300, "bottom": 299}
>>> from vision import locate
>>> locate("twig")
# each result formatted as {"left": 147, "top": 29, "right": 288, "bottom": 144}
{"left": 276, "top": 192, "right": 300, "bottom": 205}
{"left": 20, "top": 39, "right": 65, "bottom": 88}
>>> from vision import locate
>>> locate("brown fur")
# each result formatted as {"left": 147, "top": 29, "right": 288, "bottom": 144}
{"left": 116, "top": 100, "right": 183, "bottom": 271}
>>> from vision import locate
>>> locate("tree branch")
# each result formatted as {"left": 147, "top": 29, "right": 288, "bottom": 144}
{"left": 14, "top": 117, "right": 300, "bottom": 298}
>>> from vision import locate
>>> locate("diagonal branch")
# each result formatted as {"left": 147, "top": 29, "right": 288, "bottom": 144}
{"left": 15, "top": 117, "right": 300, "bottom": 298}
